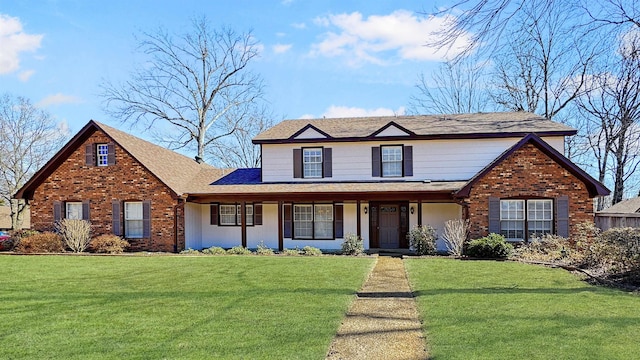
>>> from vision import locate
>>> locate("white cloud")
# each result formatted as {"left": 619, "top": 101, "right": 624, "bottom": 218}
{"left": 322, "top": 105, "right": 406, "bottom": 118}
{"left": 310, "top": 10, "right": 472, "bottom": 66}
{"left": 291, "top": 22, "right": 306, "bottom": 30}
{"left": 36, "top": 93, "right": 82, "bottom": 107}
{"left": 0, "top": 14, "right": 43, "bottom": 75}
{"left": 17, "top": 69, "right": 35, "bottom": 82}
{"left": 273, "top": 43, "right": 293, "bottom": 54}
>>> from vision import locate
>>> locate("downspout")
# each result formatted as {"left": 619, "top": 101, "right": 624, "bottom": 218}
{"left": 174, "top": 195, "right": 187, "bottom": 253}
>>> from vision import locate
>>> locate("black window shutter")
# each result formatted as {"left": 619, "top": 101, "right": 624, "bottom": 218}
{"left": 254, "top": 204, "right": 263, "bottom": 225}
{"left": 371, "top": 147, "right": 380, "bottom": 177}
{"left": 112, "top": 200, "right": 122, "bottom": 236}
{"left": 107, "top": 143, "right": 116, "bottom": 165}
{"left": 335, "top": 204, "right": 344, "bottom": 238}
{"left": 85, "top": 144, "right": 95, "bottom": 166}
{"left": 293, "top": 149, "right": 302, "bottom": 178}
{"left": 82, "top": 200, "right": 90, "bottom": 221}
{"left": 142, "top": 200, "right": 151, "bottom": 238}
{"left": 323, "top": 148, "right": 332, "bottom": 178}
{"left": 403, "top": 145, "right": 413, "bottom": 177}
{"left": 53, "top": 201, "right": 62, "bottom": 222}
{"left": 556, "top": 196, "right": 569, "bottom": 238}
{"left": 210, "top": 204, "right": 219, "bottom": 225}
{"left": 283, "top": 204, "right": 292, "bottom": 238}
{"left": 488, "top": 197, "right": 500, "bottom": 234}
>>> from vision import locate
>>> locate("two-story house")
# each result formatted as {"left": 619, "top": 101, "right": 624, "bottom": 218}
{"left": 15, "top": 112, "right": 609, "bottom": 252}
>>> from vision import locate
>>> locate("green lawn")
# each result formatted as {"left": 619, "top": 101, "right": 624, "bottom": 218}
{"left": 0, "top": 255, "right": 373, "bottom": 359}
{"left": 406, "top": 258, "right": 640, "bottom": 360}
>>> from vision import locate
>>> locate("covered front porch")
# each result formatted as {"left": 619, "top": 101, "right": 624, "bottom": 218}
{"left": 182, "top": 174, "right": 465, "bottom": 252}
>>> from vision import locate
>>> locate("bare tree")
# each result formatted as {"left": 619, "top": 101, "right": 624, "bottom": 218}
{"left": 488, "top": 1, "right": 602, "bottom": 120}
{"left": 0, "top": 94, "right": 67, "bottom": 229}
{"left": 408, "top": 56, "right": 491, "bottom": 114}
{"left": 101, "top": 17, "right": 264, "bottom": 162}
{"left": 207, "top": 107, "right": 276, "bottom": 168}
{"left": 576, "top": 32, "right": 640, "bottom": 205}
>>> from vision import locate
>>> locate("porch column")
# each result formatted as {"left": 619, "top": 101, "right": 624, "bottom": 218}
{"left": 417, "top": 200, "right": 422, "bottom": 226}
{"left": 356, "top": 200, "right": 361, "bottom": 238}
{"left": 278, "top": 201, "right": 283, "bottom": 251}
{"left": 241, "top": 201, "right": 247, "bottom": 248}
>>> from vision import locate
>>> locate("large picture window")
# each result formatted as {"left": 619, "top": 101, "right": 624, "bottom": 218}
{"left": 125, "top": 202, "right": 143, "bottom": 238}
{"left": 500, "top": 199, "right": 553, "bottom": 241}
{"left": 303, "top": 148, "right": 323, "bottom": 178}
{"left": 293, "top": 204, "right": 334, "bottom": 239}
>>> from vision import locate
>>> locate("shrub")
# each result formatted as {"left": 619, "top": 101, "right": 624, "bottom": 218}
{"left": 14, "top": 232, "right": 64, "bottom": 254}
{"left": 202, "top": 246, "right": 226, "bottom": 255}
{"left": 514, "top": 234, "right": 571, "bottom": 263}
{"left": 180, "top": 248, "right": 202, "bottom": 255}
{"left": 442, "top": 219, "right": 469, "bottom": 256}
{"left": 341, "top": 233, "right": 364, "bottom": 256}
{"left": 466, "top": 233, "right": 513, "bottom": 259}
{"left": 281, "top": 248, "right": 301, "bottom": 256}
{"left": 408, "top": 225, "right": 437, "bottom": 256}
{"left": 226, "top": 246, "right": 252, "bottom": 255}
{"left": 256, "top": 241, "right": 275, "bottom": 255}
{"left": 598, "top": 227, "right": 640, "bottom": 273}
{"left": 302, "top": 246, "right": 323, "bottom": 256}
{"left": 6, "top": 229, "right": 39, "bottom": 251}
{"left": 56, "top": 219, "right": 91, "bottom": 253}
{"left": 90, "top": 234, "right": 130, "bottom": 254}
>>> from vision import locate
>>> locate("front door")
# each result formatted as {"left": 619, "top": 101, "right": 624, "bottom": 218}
{"left": 379, "top": 205, "right": 400, "bottom": 248}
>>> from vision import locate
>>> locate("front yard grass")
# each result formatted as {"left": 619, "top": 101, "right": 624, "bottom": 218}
{"left": 0, "top": 255, "right": 373, "bottom": 359}
{"left": 406, "top": 258, "right": 640, "bottom": 360}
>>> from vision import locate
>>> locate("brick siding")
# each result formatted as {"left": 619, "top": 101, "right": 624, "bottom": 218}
{"left": 462, "top": 142, "right": 593, "bottom": 240}
{"left": 29, "top": 129, "right": 182, "bottom": 252}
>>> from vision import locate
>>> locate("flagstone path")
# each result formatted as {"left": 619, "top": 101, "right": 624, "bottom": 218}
{"left": 325, "top": 256, "right": 428, "bottom": 360}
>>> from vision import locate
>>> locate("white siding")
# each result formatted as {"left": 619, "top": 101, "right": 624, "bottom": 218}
{"left": 261, "top": 136, "right": 566, "bottom": 182}
{"left": 294, "top": 128, "right": 327, "bottom": 139}
{"left": 421, "top": 203, "right": 463, "bottom": 252}
{"left": 246, "top": 203, "right": 279, "bottom": 249}
{"left": 185, "top": 203, "right": 203, "bottom": 250}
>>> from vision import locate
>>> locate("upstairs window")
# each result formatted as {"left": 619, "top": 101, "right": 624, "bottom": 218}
{"left": 303, "top": 148, "right": 323, "bottom": 178}
{"left": 372, "top": 145, "right": 413, "bottom": 178}
{"left": 96, "top": 144, "right": 109, "bottom": 166}
{"left": 293, "top": 148, "right": 332, "bottom": 179}
{"left": 381, "top": 146, "right": 403, "bottom": 177}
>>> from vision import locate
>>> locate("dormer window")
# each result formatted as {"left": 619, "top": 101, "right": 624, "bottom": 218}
{"left": 97, "top": 144, "right": 109, "bottom": 166}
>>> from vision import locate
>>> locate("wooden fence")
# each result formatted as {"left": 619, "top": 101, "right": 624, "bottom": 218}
{"left": 595, "top": 212, "right": 640, "bottom": 231}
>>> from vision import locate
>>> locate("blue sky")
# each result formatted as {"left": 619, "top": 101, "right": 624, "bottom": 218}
{"left": 0, "top": 0, "right": 470, "bottom": 135}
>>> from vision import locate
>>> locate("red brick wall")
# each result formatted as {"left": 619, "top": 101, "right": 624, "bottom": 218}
{"left": 462, "top": 142, "right": 594, "bottom": 240}
{"left": 29, "top": 129, "right": 180, "bottom": 252}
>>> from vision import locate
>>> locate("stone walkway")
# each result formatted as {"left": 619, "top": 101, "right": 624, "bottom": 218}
{"left": 326, "top": 256, "right": 428, "bottom": 360}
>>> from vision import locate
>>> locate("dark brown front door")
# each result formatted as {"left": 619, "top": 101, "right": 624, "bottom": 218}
{"left": 379, "top": 205, "right": 400, "bottom": 248}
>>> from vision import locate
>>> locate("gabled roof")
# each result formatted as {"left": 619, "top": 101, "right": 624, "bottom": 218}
{"left": 253, "top": 112, "right": 576, "bottom": 144}
{"left": 454, "top": 133, "right": 610, "bottom": 198}
{"left": 598, "top": 197, "right": 640, "bottom": 214}
{"left": 14, "top": 120, "right": 226, "bottom": 199}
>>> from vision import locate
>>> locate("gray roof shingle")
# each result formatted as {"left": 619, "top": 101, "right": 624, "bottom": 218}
{"left": 253, "top": 112, "right": 575, "bottom": 143}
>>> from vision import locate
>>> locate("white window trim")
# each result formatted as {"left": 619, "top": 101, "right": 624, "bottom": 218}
{"left": 97, "top": 144, "right": 109, "bottom": 167}
{"left": 293, "top": 203, "right": 334, "bottom": 240}
{"left": 219, "top": 204, "right": 237, "bottom": 226}
{"left": 124, "top": 202, "right": 143, "bottom": 238}
{"left": 381, "top": 145, "right": 403, "bottom": 177}
{"left": 66, "top": 202, "right": 83, "bottom": 220}
{"left": 303, "top": 148, "right": 323, "bottom": 178}
{"left": 500, "top": 199, "right": 553, "bottom": 241}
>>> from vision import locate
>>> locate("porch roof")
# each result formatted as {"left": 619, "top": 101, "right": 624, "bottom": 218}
{"left": 185, "top": 179, "right": 467, "bottom": 202}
